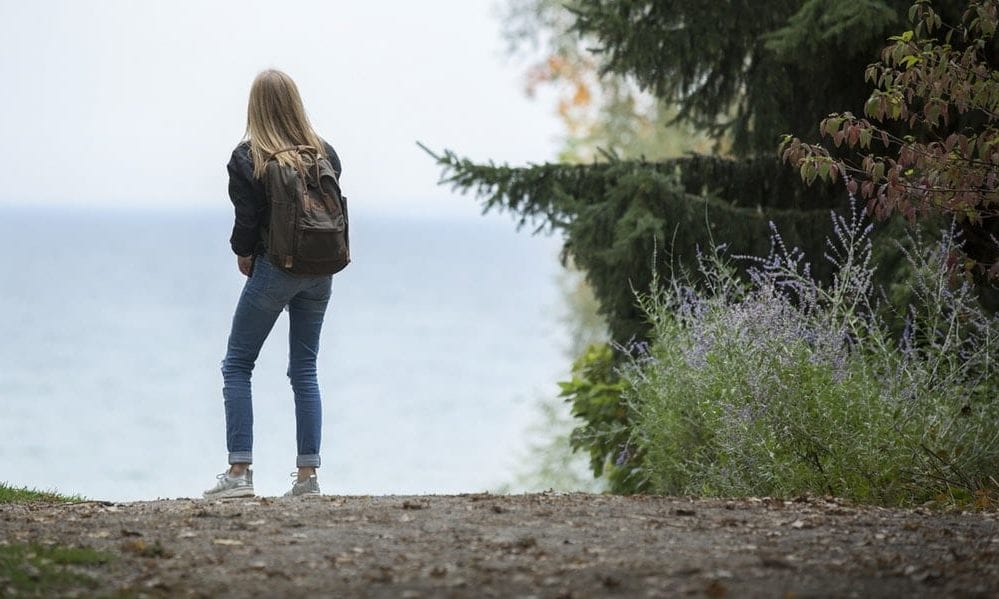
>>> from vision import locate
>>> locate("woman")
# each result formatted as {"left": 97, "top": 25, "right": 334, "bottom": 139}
{"left": 204, "top": 69, "right": 342, "bottom": 499}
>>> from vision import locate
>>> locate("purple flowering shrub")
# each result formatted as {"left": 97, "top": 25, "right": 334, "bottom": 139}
{"left": 623, "top": 206, "right": 999, "bottom": 505}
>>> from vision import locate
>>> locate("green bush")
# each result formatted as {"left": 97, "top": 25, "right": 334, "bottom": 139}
{"left": 620, "top": 209, "right": 999, "bottom": 505}
{"left": 559, "top": 343, "right": 646, "bottom": 493}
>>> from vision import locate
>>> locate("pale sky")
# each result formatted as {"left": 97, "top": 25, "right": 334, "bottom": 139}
{"left": 0, "top": 0, "right": 562, "bottom": 218}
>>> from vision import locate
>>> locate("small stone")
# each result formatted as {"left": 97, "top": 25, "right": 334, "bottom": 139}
{"left": 429, "top": 566, "right": 447, "bottom": 578}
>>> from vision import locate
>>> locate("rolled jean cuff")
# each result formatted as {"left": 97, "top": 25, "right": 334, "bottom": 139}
{"left": 297, "top": 454, "right": 321, "bottom": 468}
{"left": 229, "top": 451, "right": 253, "bottom": 465}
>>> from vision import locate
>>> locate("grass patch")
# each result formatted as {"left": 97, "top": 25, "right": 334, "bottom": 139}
{"left": 0, "top": 543, "right": 112, "bottom": 596}
{"left": 0, "top": 483, "right": 84, "bottom": 504}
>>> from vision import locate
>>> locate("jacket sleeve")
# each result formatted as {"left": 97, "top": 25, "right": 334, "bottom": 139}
{"left": 324, "top": 142, "right": 343, "bottom": 178}
{"left": 227, "top": 145, "right": 264, "bottom": 256}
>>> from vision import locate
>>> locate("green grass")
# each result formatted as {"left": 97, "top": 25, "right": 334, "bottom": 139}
{"left": 0, "top": 483, "right": 84, "bottom": 504}
{"left": 0, "top": 485, "right": 118, "bottom": 596}
{"left": 0, "top": 543, "right": 112, "bottom": 596}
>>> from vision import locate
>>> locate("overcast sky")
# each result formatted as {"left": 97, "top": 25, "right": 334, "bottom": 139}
{"left": 0, "top": 1, "right": 562, "bottom": 218}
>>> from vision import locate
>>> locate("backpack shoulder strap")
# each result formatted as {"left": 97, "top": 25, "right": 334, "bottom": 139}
{"left": 266, "top": 146, "right": 325, "bottom": 188}
{"left": 268, "top": 145, "right": 318, "bottom": 161}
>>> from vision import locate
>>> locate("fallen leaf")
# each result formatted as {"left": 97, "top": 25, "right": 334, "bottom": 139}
{"left": 761, "top": 556, "right": 793, "bottom": 569}
{"left": 121, "top": 540, "right": 172, "bottom": 558}
{"left": 705, "top": 580, "right": 728, "bottom": 598}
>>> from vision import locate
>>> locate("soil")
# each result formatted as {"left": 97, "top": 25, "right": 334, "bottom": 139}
{"left": 1, "top": 493, "right": 997, "bottom": 598}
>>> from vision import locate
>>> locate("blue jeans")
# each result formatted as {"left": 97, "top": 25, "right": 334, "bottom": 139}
{"left": 221, "top": 255, "right": 332, "bottom": 468}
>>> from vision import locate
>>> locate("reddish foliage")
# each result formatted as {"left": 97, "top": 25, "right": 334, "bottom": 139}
{"left": 781, "top": 0, "right": 999, "bottom": 277}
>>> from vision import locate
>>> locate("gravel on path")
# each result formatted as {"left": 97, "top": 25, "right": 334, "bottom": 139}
{"left": 2, "top": 493, "right": 997, "bottom": 597}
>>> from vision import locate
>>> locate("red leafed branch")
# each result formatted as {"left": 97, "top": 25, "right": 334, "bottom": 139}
{"left": 780, "top": 0, "right": 999, "bottom": 277}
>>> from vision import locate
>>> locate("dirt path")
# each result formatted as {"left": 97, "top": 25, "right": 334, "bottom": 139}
{"left": 2, "top": 493, "right": 997, "bottom": 597}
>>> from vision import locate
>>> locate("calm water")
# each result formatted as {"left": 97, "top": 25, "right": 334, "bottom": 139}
{"left": 0, "top": 206, "right": 567, "bottom": 500}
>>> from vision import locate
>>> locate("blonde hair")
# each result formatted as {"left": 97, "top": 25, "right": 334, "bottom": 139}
{"left": 245, "top": 69, "right": 327, "bottom": 179}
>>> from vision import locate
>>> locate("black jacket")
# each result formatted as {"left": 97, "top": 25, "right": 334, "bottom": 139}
{"left": 227, "top": 140, "right": 342, "bottom": 256}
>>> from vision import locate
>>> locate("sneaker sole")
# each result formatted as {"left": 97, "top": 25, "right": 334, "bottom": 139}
{"left": 283, "top": 491, "right": 321, "bottom": 498}
{"left": 203, "top": 487, "right": 255, "bottom": 499}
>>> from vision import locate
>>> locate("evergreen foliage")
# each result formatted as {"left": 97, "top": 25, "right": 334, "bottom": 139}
{"left": 500, "top": 0, "right": 716, "bottom": 162}
{"left": 428, "top": 147, "right": 843, "bottom": 342}
{"left": 569, "top": 0, "right": 913, "bottom": 156}
{"left": 433, "top": 1, "right": 929, "bottom": 343}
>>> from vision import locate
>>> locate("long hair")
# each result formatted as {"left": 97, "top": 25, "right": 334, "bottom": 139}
{"left": 245, "top": 69, "right": 326, "bottom": 179}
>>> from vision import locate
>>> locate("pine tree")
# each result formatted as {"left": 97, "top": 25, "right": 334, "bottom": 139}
{"left": 569, "top": 0, "right": 914, "bottom": 156}
{"left": 432, "top": 0, "right": 925, "bottom": 343}
{"left": 500, "top": 0, "right": 716, "bottom": 162}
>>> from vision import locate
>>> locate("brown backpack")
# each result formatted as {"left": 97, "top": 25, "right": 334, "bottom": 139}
{"left": 263, "top": 145, "right": 350, "bottom": 275}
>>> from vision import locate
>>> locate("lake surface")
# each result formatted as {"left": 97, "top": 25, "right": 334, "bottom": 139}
{"left": 0, "top": 206, "right": 568, "bottom": 500}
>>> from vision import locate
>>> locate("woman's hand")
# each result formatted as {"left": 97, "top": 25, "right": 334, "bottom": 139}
{"left": 237, "top": 255, "right": 255, "bottom": 277}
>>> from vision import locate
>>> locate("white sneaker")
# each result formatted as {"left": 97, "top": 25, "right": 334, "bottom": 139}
{"left": 203, "top": 469, "right": 254, "bottom": 499}
{"left": 283, "top": 472, "right": 320, "bottom": 497}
